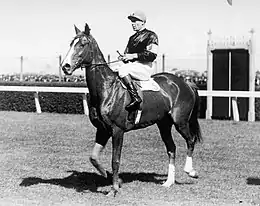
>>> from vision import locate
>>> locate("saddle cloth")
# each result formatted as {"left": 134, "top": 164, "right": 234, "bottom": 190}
{"left": 121, "top": 78, "right": 160, "bottom": 92}
{"left": 137, "top": 79, "right": 160, "bottom": 91}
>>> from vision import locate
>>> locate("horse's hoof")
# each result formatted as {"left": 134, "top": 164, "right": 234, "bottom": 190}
{"left": 118, "top": 178, "right": 123, "bottom": 188}
{"left": 106, "top": 189, "right": 118, "bottom": 197}
{"left": 185, "top": 169, "right": 199, "bottom": 179}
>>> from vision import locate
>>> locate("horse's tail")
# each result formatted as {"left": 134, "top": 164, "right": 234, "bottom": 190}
{"left": 188, "top": 83, "right": 203, "bottom": 144}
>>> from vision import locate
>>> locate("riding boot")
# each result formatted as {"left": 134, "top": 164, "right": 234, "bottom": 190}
{"left": 122, "top": 75, "right": 142, "bottom": 111}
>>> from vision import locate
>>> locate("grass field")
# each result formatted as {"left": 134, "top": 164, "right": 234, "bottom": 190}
{"left": 0, "top": 111, "right": 259, "bottom": 206}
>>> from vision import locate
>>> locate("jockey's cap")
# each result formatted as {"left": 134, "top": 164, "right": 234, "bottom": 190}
{"left": 128, "top": 10, "right": 146, "bottom": 23}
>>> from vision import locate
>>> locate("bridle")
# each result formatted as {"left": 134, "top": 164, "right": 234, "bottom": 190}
{"left": 61, "top": 34, "right": 122, "bottom": 73}
{"left": 77, "top": 37, "right": 123, "bottom": 70}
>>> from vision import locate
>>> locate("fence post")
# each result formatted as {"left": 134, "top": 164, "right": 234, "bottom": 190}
{"left": 34, "top": 92, "right": 42, "bottom": 113}
{"left": 248, "top": 29, "right": 255, "bottom": 122}
{"left": 153, "top": 60, "right": 158, "bottom": 74}
{"left": 162, "top": 54, "right": 165, "bottom": 72}
{"left": 20, "top": 56, "right": 23, "bottom": 81}
{"left": 231, "top": 97, "right": 240, "bottom": 121}
{"left": 108, "top": 54, "right": 110, "bottom": 63}
{"left": 82, "top": 93, "right": 89, "bottom": 115}
{"left": 59, "top": 55, "right": 62, "bottom": 82}
{"left": 206, "top": 30, "right": 213, "bottom": 119}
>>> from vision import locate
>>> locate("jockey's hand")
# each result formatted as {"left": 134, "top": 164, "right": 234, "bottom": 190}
{"left": 121, "top": 53, "right": 138, "bottom": 63}
{"left": 118, "top": 55, "right": 128, "bottom": 63}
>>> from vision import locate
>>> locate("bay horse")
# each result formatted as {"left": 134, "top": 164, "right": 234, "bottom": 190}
{"left": 62, "top": 23, "right": 202, "bottom": 196}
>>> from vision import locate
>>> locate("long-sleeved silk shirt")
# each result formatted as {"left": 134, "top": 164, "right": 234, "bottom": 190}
{"left": 124, "top": 28, "right": 159, "bottom": 63}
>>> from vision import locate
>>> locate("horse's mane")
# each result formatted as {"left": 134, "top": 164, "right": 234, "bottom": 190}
{"left": 89, "top": 35, "right": 108, "bottom": 64}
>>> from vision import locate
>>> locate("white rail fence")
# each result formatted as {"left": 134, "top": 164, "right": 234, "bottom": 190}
{"left": 0, "top": 86, "right": 260, "bottom": 121}
{"left": 0, "top": 86, "right": 89, "bottom": 115}
{"left": 199, "top": 90, "right": 260, "bottom": 121}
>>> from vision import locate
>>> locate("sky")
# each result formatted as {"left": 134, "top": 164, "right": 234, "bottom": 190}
{"left": 0, "top": 0, "right": 260, "bottom": 74}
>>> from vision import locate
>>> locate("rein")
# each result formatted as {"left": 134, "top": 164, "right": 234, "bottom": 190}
{"left": 85, "top": 59, "right": 122, "bottom": 71}
{"left": 81, "top": 40, "right": 122, "bottom": 69}
{"left": 91, "top": 59, "right": 122, "bottom": 67}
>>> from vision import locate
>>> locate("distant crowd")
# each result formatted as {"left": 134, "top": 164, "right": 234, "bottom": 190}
{"left": 176, "top": 74, "right": 207, "bottom": 86}
{"left": 0, "top": 74, "right": 85, "bottom": 83}
{"left": 1, "top": 72, "right": 260, "bottom": 87}
{"left": 0, "top": 72, "right": 208, "bottom": 85}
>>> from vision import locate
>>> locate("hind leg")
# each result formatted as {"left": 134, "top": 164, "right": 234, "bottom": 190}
{"left": 175, "top": 122, "right": 198, "bottom": 178}
{"left": 157, "top": 116, "right": 176, "bottom": 187}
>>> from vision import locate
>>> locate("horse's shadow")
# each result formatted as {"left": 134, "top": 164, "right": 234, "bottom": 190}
{"left": 20, "top": 170, "right": 193, "bottom": 193}
{"left": 246, "top": 177, "right": 260, "bottom": 185}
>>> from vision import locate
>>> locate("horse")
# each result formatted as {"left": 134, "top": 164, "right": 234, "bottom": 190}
{"left": 62, "top": 23, "right": 202, "bottom": 196}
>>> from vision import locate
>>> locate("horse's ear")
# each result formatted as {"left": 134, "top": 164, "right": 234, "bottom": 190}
{"left": 74, "top": 25, "right": 81, "bottom": 35}
{"left": 84, "top": 23, "right": 91, "bottom": 35}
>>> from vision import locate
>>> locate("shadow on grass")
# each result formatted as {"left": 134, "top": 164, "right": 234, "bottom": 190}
{"left": 246, "top": 177, "right": 260, "bottom": 185}
{"left": 20, "top": 170, "right": 194, "bottom": 193}
{"left": 20, "top": 170, "right": 109, "bottom": 194}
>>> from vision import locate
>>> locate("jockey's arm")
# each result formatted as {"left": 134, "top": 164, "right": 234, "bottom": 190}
{"left": 137, "top": 33, "right": 158, "bottom": 62}
{"left": 136, "top": 48, "right": 157, "bottom": 62}
{"left": 123, "top": 33, "right": 158, "bottom": 63}
{"left": 123, "top": 46, "right": 157, "bottom": 62}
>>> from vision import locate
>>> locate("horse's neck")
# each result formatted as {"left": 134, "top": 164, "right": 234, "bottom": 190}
{"left": 86, "top": 39, "right": 118, "bottom": 104}
{"left": 90, "top": 37, "right": 116, "bottom": 77}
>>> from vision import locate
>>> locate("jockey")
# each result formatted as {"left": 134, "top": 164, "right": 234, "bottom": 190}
{"left": 118, "top": 10, "right": 159, "bottom": 111}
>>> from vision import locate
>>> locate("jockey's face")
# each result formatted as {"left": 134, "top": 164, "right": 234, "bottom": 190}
{"left": 131, "top": 19, "right": 145, "bottom": 32}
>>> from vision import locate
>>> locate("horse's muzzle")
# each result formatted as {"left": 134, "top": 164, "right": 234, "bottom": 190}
{"left": 62, "top": 63, "right": 73, "bottom": 75}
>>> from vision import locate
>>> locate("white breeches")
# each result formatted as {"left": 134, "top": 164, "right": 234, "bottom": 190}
{"left": 116, "top": 61, "right": 154, "bottom": 81}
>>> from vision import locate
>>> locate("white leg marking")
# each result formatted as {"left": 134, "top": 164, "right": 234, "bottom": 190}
{"left": 162, "top": 164, "right": 175, "bottom": 187}
{"left": 184, "top": 156, "right": 193, "bottom": 173}
{"left": 135, "top": 110, "right": 142, "bottom": 124}
{"left": 184, "top": 156, "right": 198, "bottom": 178}
{"left": 90, "top": 143, "right": 107, "bottom": 177}
{"left": 91, "top": 143, "right": 104, "bottom": 159}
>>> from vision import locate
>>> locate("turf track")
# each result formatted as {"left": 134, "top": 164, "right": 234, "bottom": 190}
{"left": 0, "top": 111, "right": 259, "bottom": 206}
